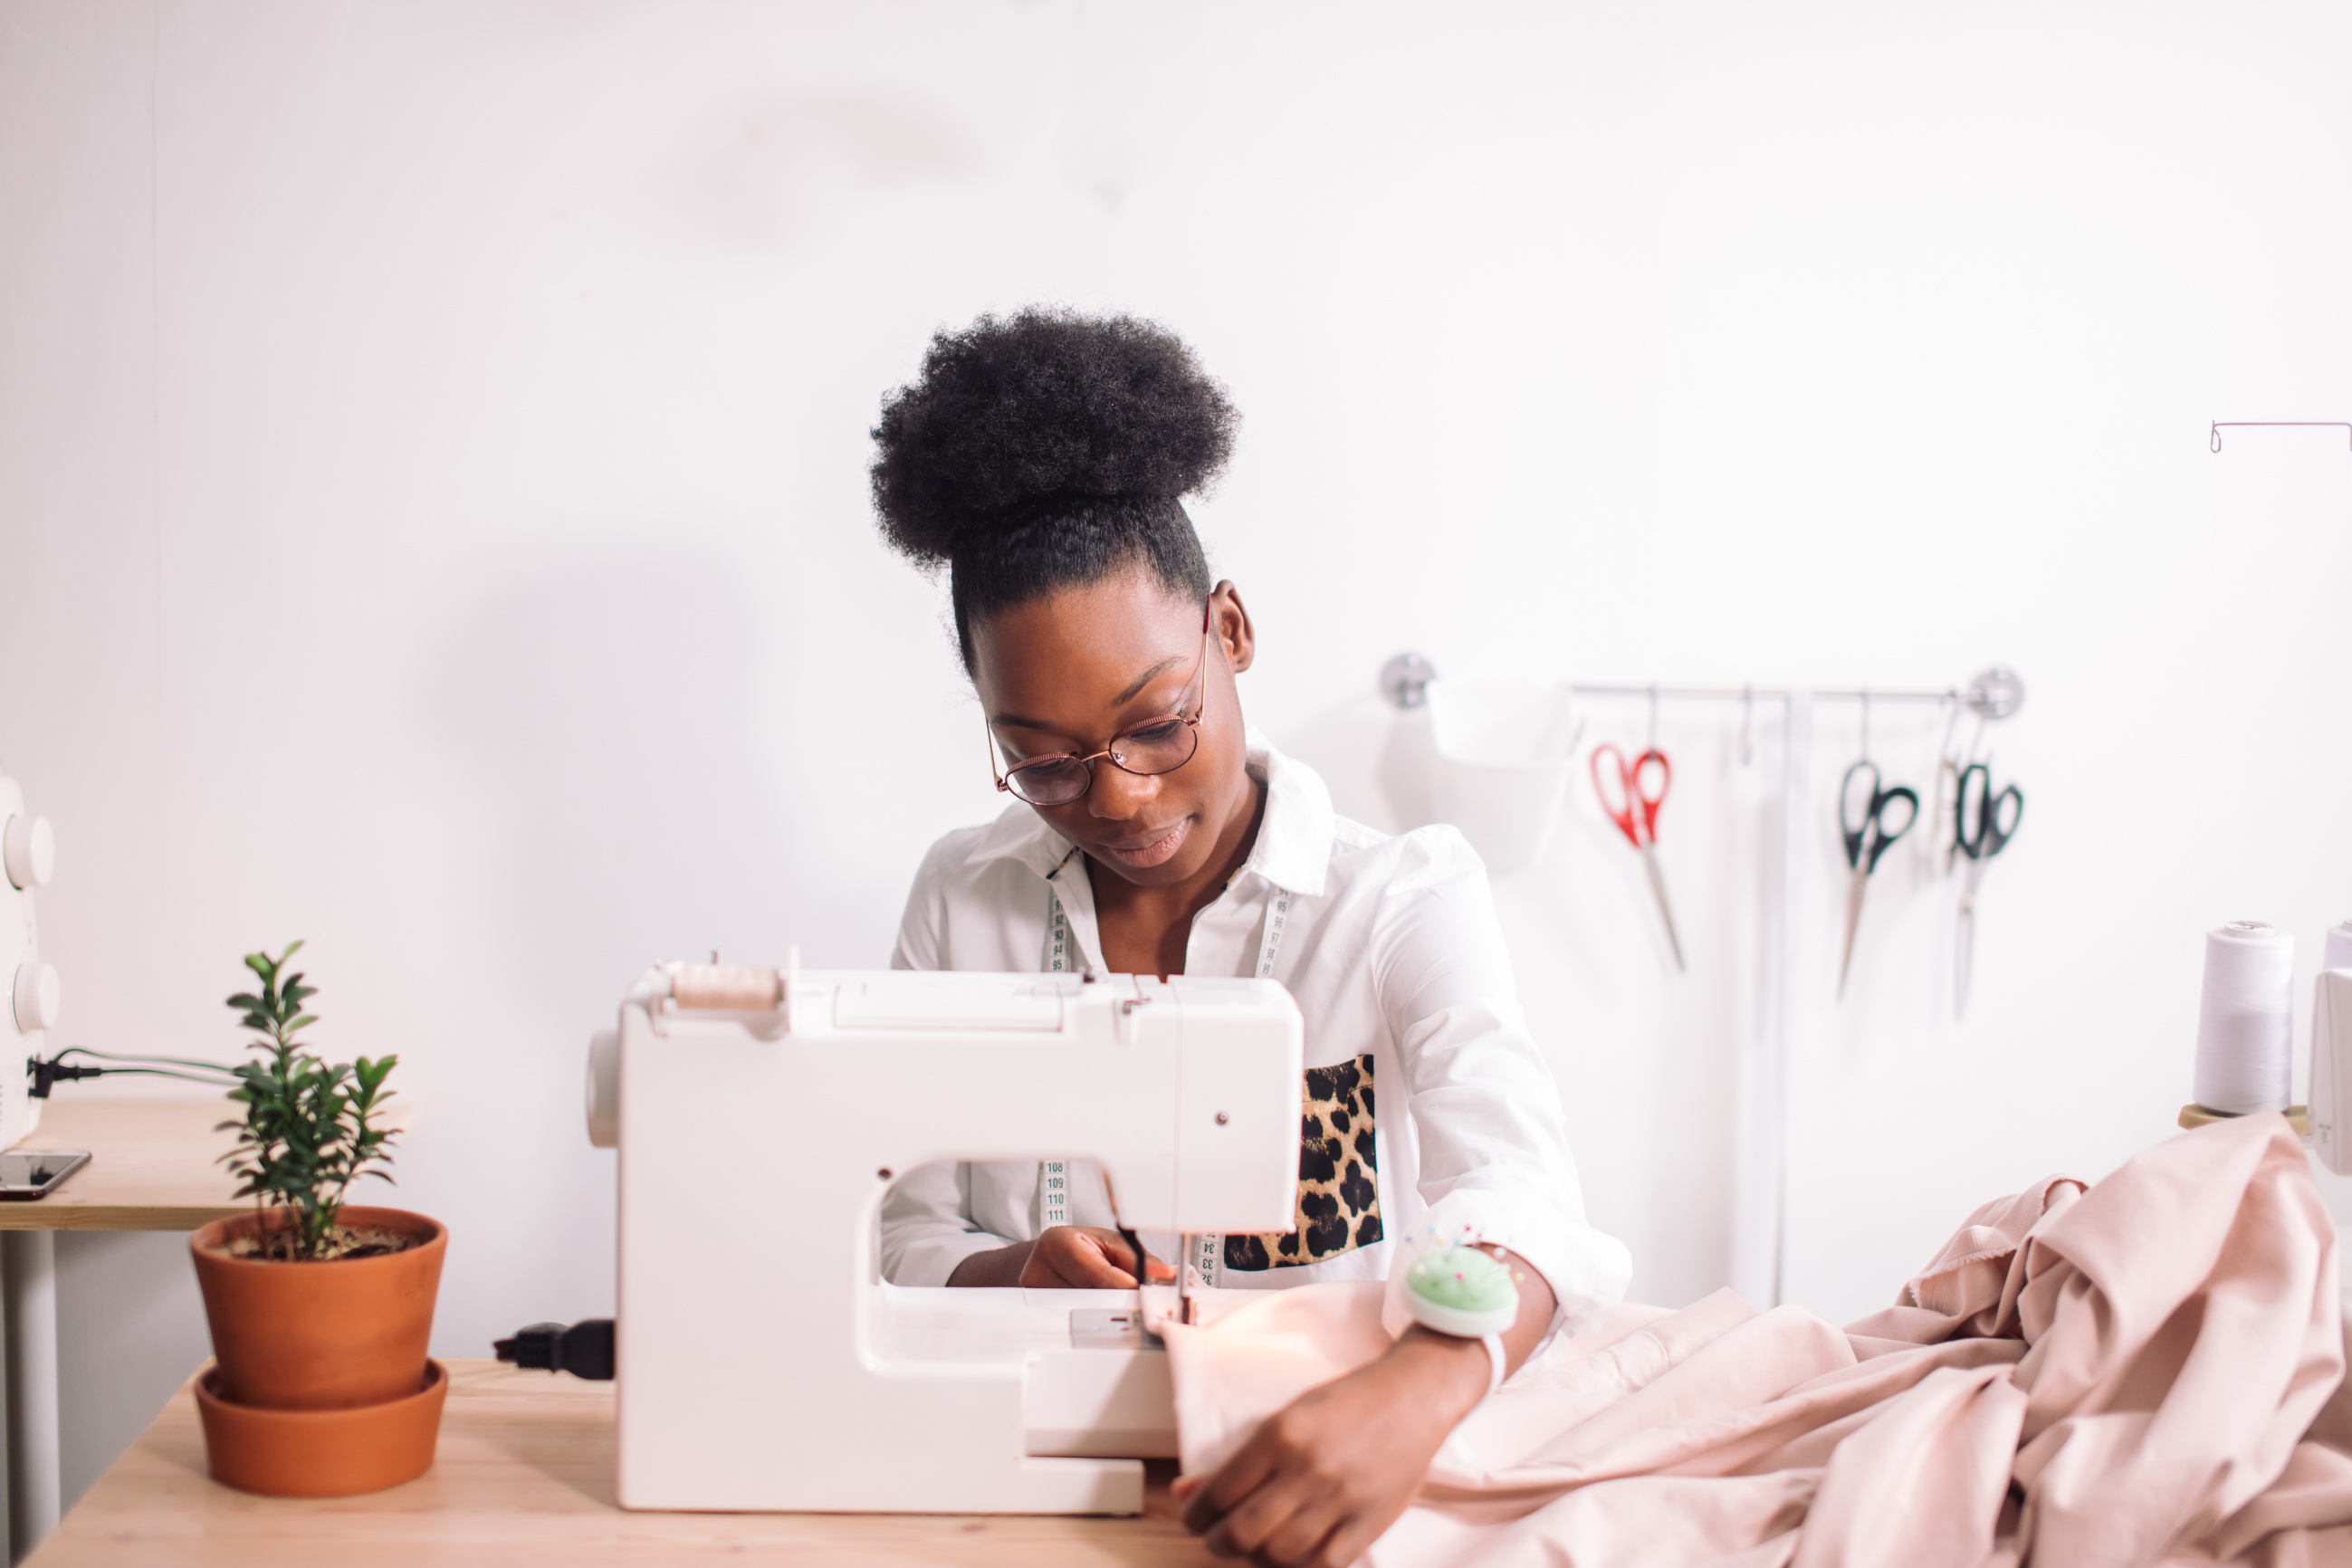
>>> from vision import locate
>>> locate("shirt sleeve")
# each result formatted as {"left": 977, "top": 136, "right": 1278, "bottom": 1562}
{"left": 891, "top": 837, "right": 947, "bottom": 972}
{"left": 879, "top": 1161, "right": 1010, "bottom": 1286}
{"left": 1372, "top": 827, "right": 1633, "bottom": 1337}
{"left": 879, "top": 833, "right": 1014, "bottom": 1285}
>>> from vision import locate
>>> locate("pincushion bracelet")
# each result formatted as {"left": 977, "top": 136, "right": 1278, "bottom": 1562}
{"left": 1402, "top": 1245, "right": 1519, "bottom": 1400}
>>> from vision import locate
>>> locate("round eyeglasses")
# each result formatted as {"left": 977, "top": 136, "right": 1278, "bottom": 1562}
{"left": 986, "top": 603, "right": 1213, "bottom": 808}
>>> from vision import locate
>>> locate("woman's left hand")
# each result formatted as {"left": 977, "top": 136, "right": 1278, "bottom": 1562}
{"left": 1172, "top": 1328, "right": 1490, "bottom": 1567}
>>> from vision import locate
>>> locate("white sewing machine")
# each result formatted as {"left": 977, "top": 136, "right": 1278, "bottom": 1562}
{"left": 585, "top": 961, "right": 1302, "bottom": 1515}
{"left": 0, "top": 773, "right": 56, "bottom": 1149}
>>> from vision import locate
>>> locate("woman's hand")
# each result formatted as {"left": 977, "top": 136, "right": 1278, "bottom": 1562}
{"left": 1172, "top": 1330, "right": 1487, "bottom": 1567}
{"left": 1022, "top": 1226, "right": 1174, "bottom": 1287}
{"left": 946, "top": 1226, "right": 1173, "bottom": 1288}
{"left": 1176, "top": 1246, "right": 1557, "bottom": 1566}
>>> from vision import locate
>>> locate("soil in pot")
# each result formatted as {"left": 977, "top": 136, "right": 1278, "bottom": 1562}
{"left": 213, "top": 1223, "right": 422, "bottom": 1262}
{"left": 190, "top": 1205, "right": 446, "bottom": 1410}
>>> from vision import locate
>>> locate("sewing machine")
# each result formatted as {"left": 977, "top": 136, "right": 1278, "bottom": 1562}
{"left": 0, "top": 773, "right": 55, "bottom": 1149}
{"left": 585, "top": 961, "right": 1302, "bottom": 1515}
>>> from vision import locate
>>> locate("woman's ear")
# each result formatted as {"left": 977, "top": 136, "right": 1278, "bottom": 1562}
{"left": 1211, "top": 580, "right": 1256, "bottom": 674}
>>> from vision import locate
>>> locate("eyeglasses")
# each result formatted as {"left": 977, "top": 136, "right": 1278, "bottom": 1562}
{"left": 986, "top": 603, "right": 1214, "bottom": 808}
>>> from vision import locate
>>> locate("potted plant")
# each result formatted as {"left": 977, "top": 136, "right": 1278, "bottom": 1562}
{"left": 186, "top": 941, "right": 449, "bottom": 1497}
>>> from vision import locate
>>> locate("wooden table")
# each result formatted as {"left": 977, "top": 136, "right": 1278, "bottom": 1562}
{"left": 0, "top": 1099, "right": 249, "bottom": 1558}
{"left": 0, "top": 1098, "right": 244, "bottom": 1230}
{"left": 28, "top": 1360, "right": 1217, "bottom": 1565}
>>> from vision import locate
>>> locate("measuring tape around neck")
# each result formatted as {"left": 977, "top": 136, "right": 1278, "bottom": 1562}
{"left": 1039, "top": 871, "right": 1293, "bottom": 1283}
{"left": 1255, "top": 887, "right": 1292, "bottom": 979}
{"left": 1041, "top": 862, "right": 1079, "bottom": 1229}
{"left": 1042, "top": 876, "right": 1291, "bottom": 977}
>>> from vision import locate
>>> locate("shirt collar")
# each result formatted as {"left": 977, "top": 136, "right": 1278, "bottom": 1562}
{"left": 1241, "top": 733, "right": 1333, "bottom": 897}
{"left": 960, "top": 728, "right": 1334, "bottom": 898}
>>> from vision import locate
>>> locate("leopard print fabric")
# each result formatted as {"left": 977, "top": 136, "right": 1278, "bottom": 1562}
{"left": 1223, "top": 1053, "right": 1380, "bottom": 1271}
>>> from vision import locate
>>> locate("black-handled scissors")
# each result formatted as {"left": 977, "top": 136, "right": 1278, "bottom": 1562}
{"left": 1952, "top": 762, "right": 2024, "bottom": 1018}
{"left": 1838, "top": 761, "right": 1918, "bottom": 999}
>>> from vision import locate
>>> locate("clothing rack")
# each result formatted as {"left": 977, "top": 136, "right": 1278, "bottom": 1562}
{"left": 1378, "top": 655, "right": 2026, "bottom": 724}
{"left": 1565, "top": 684, "right": 1972, "bottom": 704}
{"left": 2210, "top": 419, "right": 2352, "bottom": 454}
{"left": 1372, "top": 653, "right": 2024, "bottom": 1312}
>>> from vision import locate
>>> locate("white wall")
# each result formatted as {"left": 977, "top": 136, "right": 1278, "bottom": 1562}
{"left": 3, "top": 1, "right": 2349, "bottom": 1393}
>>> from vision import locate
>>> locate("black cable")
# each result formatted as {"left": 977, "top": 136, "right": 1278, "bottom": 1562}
{"left": 495, "top": 1319, "right": 614, "bottom": 1380}
{"left": 52, "top": 1046, "right": 237, "bottom": 1076}
{"left": 26, "top": 1061, "right": 102, "bottom": 1098}
{"left": 26, "top": 1047, "right": 237, "bottom": 1098}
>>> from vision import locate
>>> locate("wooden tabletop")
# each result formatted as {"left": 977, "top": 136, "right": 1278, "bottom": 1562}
{"left": 29, "top": 1360, "right": 1214, "bottom": 1565}
{"left": 0, "top": 1099, "right": 244, "bottom": 1231}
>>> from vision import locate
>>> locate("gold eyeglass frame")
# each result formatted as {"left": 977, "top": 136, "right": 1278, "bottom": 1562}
{"left": 985, "top": 599, "right": 1216, "bottom": 808}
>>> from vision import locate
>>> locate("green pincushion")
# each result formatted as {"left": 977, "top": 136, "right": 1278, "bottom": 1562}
{"left": 1404, "top": 1246, "right": 1519, "bottom": 1335}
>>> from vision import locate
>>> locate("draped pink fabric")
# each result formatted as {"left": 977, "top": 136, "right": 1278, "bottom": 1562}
{"left": 1157, "top": 1113, "right": 2352, "bottom": 1566}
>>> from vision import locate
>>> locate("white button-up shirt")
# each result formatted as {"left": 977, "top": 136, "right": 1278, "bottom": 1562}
{"left": 881, "top": 736, "right": 1631, "bottom": 1334}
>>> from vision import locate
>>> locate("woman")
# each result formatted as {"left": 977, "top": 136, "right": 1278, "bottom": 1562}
{"left": 872, "top": 308, "right": 1629, "bottom": 1567}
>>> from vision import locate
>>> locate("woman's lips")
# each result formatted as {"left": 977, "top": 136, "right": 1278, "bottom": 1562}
{"left": 1101, "top": 818, "right": 1191, "bottom": 869}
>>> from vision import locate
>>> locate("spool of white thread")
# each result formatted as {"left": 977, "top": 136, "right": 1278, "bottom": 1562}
{"left": 2194, "top": 921, "right": 2296, "bottom": 1114}
{"left": 2323, "top": 919, "right": 2352, "bottom": 974}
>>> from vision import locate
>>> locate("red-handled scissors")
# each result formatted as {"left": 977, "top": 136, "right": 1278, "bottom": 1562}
{"left": 1591, "top": 743, "right": 1686, "bottom": 971}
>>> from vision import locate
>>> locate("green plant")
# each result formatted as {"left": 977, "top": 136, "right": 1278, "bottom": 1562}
{"left": 218, "top": 942, "right": 400, "bottom": 1262}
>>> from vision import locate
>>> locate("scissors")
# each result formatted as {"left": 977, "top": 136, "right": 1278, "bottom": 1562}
{"left": 1952, "top": 761, "right": 2024, "bottom": 1018}
{"left": 1837, "top": 761, "right": 1918, "bottom": 999}
{"left": 1591, "top": 743, "right": 1685, "bottom": 971}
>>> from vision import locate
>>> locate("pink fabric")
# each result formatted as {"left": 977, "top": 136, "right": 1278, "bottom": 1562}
{"left": 1158, "top": 1113, "right": 2352, "bottom": 1566}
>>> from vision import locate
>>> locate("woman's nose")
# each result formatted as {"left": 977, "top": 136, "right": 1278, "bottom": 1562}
{"left": 1088, "top": 762, "right": 1162, "bottom": 817}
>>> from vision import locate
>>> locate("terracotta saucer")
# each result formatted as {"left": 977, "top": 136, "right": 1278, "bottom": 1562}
{"left": 194, "top": 1358, "right": 448, "bottom": 1497}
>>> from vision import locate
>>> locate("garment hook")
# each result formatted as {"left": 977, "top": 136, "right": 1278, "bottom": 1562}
{"left": 1738, "top": 684, "right": 1754, "bottom": 769}
{"left": 1646, "top": 684, "right": 1659, "bottom": 752}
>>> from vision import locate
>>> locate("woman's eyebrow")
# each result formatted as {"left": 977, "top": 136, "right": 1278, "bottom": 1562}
{"left": 1112, "top": 655, "right": 1185, "bottom": 706}
{"left": 990, "top": 652, "right": 1189, "bottom": 730}
{"left": 987, "top": 711, "right": 1056, "bottom": 731}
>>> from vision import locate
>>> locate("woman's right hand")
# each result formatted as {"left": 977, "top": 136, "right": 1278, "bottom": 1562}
{"left": 945, "top": 1225, "right": 1175, "bottom": 1287}
{"left": 1020, "top": 1226, "right": 1173, "bottom": 1287}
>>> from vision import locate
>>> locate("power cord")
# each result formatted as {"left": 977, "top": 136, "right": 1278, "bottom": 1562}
{"left": 26, "top": 1047, "right": 237, "bottom": 1099}
{"left": 494, "top": 1318, "right": 614, "bottom": 1380}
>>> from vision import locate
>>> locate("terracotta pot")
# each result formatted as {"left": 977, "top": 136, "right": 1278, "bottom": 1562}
{"left": 188, "top": 1206, "right": 445, "bottom": 1410}
{"left": 195, "top": 1359, "right": 447, "bottom": 1496}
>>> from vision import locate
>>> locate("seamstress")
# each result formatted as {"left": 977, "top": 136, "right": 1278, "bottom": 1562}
{"left": 871, "top": 308, "right": 1630, "bottom": 1568}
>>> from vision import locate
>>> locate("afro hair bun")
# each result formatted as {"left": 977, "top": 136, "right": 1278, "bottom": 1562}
{"left": 870, "top": 307, "right": 1237, "bottom": 568}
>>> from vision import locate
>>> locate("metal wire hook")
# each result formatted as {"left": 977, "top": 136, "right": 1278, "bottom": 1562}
{"left": 2211, "top": 419, "right": 2352, "bottom": 454}
{"left": 1860, "top": 690, "right": 1871, "bottom": 762}
{"left": 1646, "top": 684, "right": 1659, "bottom": 751}
{"left": 1738, "top": 684, "right": 1754, "bottom": 769}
